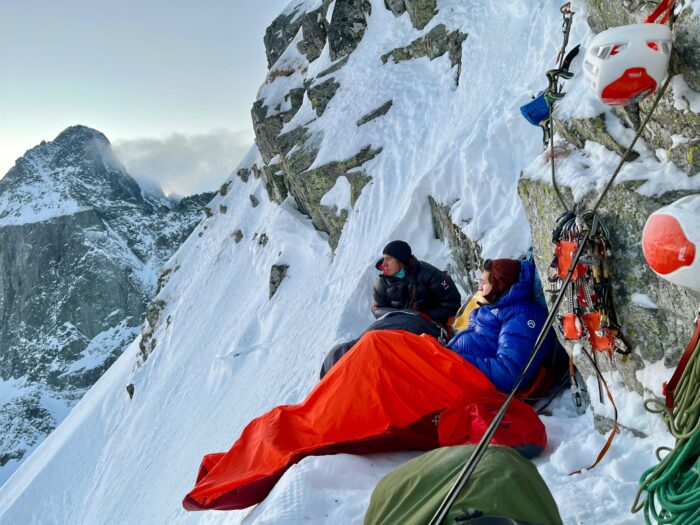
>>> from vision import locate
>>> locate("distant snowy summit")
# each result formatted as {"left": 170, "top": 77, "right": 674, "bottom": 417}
{"left": 0, "top": 125, "right": 214, "bottom": 485}
{"left": 0, "top": 125, "right": 173, "bottom": 227}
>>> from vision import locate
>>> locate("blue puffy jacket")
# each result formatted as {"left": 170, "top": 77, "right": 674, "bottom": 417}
{"left": 446, "top": 260, "right": 554, "bottom": 392}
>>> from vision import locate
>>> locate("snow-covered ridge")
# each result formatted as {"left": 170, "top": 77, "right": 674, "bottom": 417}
{"left": 0, "top": 1, "right": 696, "bottom": 524}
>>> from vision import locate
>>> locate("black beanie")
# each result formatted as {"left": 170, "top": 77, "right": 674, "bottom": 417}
{"left": 383, "top": 240, "right": 413, "bottom": 266}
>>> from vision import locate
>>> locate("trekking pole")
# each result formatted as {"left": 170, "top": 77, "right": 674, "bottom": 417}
{"left": 429, "top": 72, "right": 673, "bottom": 525}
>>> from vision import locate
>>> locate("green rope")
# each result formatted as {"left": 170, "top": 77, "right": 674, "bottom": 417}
{"left": 632, "top": 335, "right": 700, "bottom": 524}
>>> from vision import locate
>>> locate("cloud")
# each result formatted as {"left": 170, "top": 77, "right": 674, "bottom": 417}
{"left": 113, "top": 128, "right": 252, "bottom": 197}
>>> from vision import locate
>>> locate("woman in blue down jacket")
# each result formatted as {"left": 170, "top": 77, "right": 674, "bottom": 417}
{"left": 447, "top": 258, "right": 554, "bottom": 393}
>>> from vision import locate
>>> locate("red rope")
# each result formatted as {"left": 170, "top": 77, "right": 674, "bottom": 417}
{"left": 569, "top": 361, "right": 619, "bottom": 476}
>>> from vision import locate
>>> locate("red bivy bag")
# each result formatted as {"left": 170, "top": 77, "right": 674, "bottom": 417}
{"left": 183, "top": 330, "right": 546, "bottom": 511}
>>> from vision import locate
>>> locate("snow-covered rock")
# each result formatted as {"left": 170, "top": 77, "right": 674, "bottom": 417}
{"left": 0, "top": 126, "right": 212, "bottom": 483}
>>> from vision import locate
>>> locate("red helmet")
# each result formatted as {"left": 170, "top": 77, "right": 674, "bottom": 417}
{"left": 642, "top": 195, "right": 700, "bottom": 292}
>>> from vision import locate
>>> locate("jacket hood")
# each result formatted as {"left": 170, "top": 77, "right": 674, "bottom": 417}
{"left": 491, "top": 259, "right": 536, "bottom": 308}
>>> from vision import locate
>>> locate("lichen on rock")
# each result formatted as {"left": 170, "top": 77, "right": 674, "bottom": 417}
{"left": 307, "top": 78, "right": 341, "bottom": 116}
{"left": 380, "top": 24, "right": 467, "bottom": 81}
{"left": 357, "top": 100, "right": 393, "bottom": 126}
{"left": 328, "top": 0, "right": 372, "bottom": 61}
{"left": 405, "top": 0, "right": 438, "bottom": 30}
{"left": 518, "top": 177, "right": 699, "bottom": 402}
{"left": 287, "top": 146, "right": 380, "bottom": 250}
{"left": 555, "top": 114, "right": 639, "bottom": 160}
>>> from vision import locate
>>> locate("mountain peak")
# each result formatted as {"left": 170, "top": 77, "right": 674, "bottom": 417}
{"left": 0, "top": 125, "right": 148, "bottom": 227}
{"left": 53, "top": 125, "right": 110, "bottom": 147}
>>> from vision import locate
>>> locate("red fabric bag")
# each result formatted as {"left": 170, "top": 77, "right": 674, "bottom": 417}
{"left": 183, "top": 330, "right": 546, "bottom": 511}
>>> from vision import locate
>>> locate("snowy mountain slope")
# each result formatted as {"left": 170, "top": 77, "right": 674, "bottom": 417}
{"left": 0, "top": 1, "right": 695, "bottom": 524}
{"left": 0, "top": 126, "right": 211, "bottom": 485}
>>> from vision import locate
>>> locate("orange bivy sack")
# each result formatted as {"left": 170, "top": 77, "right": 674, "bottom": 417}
{"left": 183, "top": 330, "right": 546, "bottom": 511}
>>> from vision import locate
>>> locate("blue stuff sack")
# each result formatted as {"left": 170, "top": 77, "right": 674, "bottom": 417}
{"left": 520, "top": 92, "right": 550, "bottom": 126}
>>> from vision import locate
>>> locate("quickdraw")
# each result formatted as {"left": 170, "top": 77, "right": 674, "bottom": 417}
{"left": 520, "top": 3, "right": 580, "bottom": 147}
{"left": 548, "top": 210, "right": 631, "bottom": 475}
{"left": 549, "top": 210, "right": 631, "bottom": 359}
{"left": 645, "top": 0, "right": 676, "bottom": 25}
{"left": 520, "top": 2, "right": 581, "bottom": 212}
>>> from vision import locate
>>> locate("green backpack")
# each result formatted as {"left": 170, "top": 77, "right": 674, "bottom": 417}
{"left": 365, "top": 445, "right": 563, "bottom": 525}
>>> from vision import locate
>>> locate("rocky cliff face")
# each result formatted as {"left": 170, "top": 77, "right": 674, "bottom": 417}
{"left": 245, "top": 0, "right": 699, "bottom": 436}
{"left": 246, "top": 0, "right": 470, "bottom": 269}
{"left": 517, "top": 2, "right": 700, "bottom": 433}
{"left": 0, "top": 126, "right": 212, "bottom": 482}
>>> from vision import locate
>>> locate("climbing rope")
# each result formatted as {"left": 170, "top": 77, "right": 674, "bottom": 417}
{"left": 632, "top": 313, "right": 700, "bottom": 524}
{"left": 429, "top": 53, "right": 675, "bottom": 525}
{"left": 546, "top": 2, "right": 576, "bottom": 212}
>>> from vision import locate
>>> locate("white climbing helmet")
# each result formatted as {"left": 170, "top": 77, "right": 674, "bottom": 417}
{"left": 642, "top": 195, "right": 700, "bottom": 293}
{"left": 583, "top": 23, "right": 672, "bottom": 106}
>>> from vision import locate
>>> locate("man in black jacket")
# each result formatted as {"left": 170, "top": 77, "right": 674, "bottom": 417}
{"left": 372, "top": 240, "right": 461, "bottom": 325}
{"left": 320, "top": 240, "right": 461, "bottom": 378}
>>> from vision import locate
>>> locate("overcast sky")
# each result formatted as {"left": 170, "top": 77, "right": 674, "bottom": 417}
{"left": 0, "top": 0, "right": 290, "bottom": 196}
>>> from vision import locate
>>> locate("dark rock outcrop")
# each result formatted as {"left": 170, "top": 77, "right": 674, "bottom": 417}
{"left": 519, "top": 178, "right": 698, "bottom": 399}
{"left": 405, "top": 0, "right": 438, "bottom": 30}
{"left": 384, "top": 0, "right": 406, "bottom": 17}
{"left": 384, "top": 0, "right": 437, "bottom": 30}
{"left": 328, "top": 0, "right": 372, "bottom": 61}
{"left": 428, "top": 196, "right": 481, "bottom": 294}
{"left": 357, "top": 100, "right": 393, "bottom": 126}
{"left": 269, "top": 264, "right": 289, "bottom": 298}
{"left": 308, "top": 78, "right": 341, "bottom": 116}
{"left": 288, "top": 147, "right": 379, "bottom": 250}
{"left": 264, "top": 2, "right": 332, "bottom": 67}
{"left": 380, "top": 24, "right": 467, "bottom": 78}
